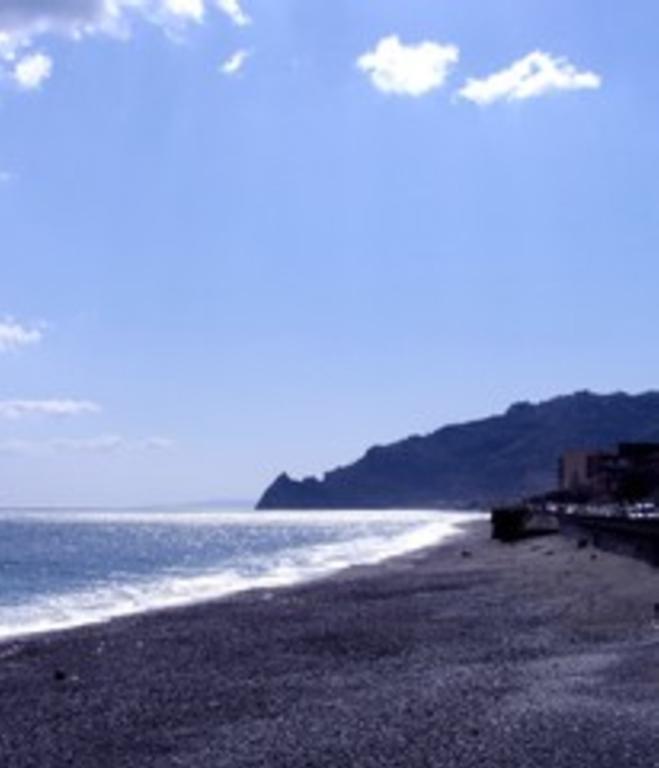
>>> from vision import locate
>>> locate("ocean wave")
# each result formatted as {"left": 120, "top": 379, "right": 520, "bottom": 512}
{"left": 0, "top": 511, "right": 477, "bottom": 642}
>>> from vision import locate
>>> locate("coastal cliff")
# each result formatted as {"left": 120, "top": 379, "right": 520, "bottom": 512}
{"left": 257, "top": 391, "right": 659, "bottom": 509}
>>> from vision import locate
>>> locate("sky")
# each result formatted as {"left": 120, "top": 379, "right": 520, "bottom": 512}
{"left": 1, "top": 0, "right": 658, "bottom": 507}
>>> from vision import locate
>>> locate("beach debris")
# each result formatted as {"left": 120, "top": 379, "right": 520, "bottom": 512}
{"left": 577, "top": 537, "right": 589, "bottom": 549}
{"left": 53, "top": 669, "right": 67, "bottom": 682}
{"left": 461, "top": 549, "right": 473, "bottom": 558}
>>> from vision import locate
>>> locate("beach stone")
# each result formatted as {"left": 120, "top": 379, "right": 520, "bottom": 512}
{"left": 3, "top": 521, "right": 659, "bottom": 768}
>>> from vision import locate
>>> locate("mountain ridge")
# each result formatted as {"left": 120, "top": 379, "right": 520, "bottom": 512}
{"left": 256, "top": 391, "right": 659, "bottom": 509}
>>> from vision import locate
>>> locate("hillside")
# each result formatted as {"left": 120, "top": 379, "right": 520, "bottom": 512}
{"left": 256, "top": 391, "right": 659, "bottom": 509}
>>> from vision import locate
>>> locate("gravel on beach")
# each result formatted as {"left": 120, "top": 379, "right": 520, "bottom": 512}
{"left": 2, "top": 519, "right": 659, "bottom": 767}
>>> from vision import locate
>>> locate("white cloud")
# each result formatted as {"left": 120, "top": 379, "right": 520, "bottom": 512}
{"left": 216, "top": 0, "right": 250, "bottom": 27}
{"left": 0, "top": 170, "right": 14, "bottom": 183}
{"left": 0, "top": 435, "right": 175, "bottom": 456}
{"left": 357, "top": 35, "right": 459, "bottom": 97}
{"left": 459, "top": 51, "right": 602, "bottom": 106}
{"left": 163, "top": 0, "right": 205, "bottom": 23}
{"left": 55, "top": 435, "right": 176, "bottom": 453}
{"left": 220, "top": 48, "right": 249, "bottom": 76}
{"left": 0, "top": 319, "right": 43, "bottom": 352}
{"left": 0, "top": 399, "right": 100, "bottom": 419}
{"left": 13, "top": 51, "right": 52, "bottom": 89}
{"left": 0, "top": 1, "right": 121, "bottom": 56}
{"left": 0, "top": 0, "right": 216, "bottom": 46}
{"left": 0, "top": 0, "right": 251, "bottom": 86}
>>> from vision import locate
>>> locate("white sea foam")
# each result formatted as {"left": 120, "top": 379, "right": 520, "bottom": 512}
{"left": 0, "top": 510, "right": 480, "bottom": 642}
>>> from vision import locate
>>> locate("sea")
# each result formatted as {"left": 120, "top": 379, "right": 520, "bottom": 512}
{"left": 0, "top": 508, "right": 474, "bottom": 642}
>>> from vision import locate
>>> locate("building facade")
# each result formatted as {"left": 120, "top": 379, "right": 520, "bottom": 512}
{"left": 559, "top": 443, "right": 659, "bottom": 502}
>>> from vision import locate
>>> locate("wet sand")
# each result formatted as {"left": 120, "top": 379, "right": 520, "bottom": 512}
{"left": 2, "top": 519, "right": 659, "bottom": 767}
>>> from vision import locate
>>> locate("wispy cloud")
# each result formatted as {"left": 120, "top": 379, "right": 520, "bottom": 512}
{"left": 459, "top": 51, "right": 602, "bottom": 106}
{"left": 0, "top": 399, "right": 100, "bottom": 419}
{"left": 220, "top": 48, "right": 250, "bottom": 76}
{"left": 216, "top": 0, "right": 251, "bottom": 28}
{"left": 51, "top": 435, "right": 175, "bottom": 453}
{"left": 163, "top": 0, "right": 205, "bottom": 23}
{"left": 0, "top": 0, "right": 248, "bottom": 47}
{"left": 0, "top": 435, "right": 175, "bottom": 456}
{"left": 0, "top": 319, "right": 43, "bottom": 352}
{"left": 357, "top": 35, "right": 459, "bottom": 97}
{"left": 13, "top": 52, "right": 52, "bottom": 90}
{"left": 0, "top": 0, "right": 252, "bottom": 87}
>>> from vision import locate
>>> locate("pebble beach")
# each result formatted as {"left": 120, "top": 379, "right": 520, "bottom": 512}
{"left": 2, "top": 519, "right": 659, "bottom": 767}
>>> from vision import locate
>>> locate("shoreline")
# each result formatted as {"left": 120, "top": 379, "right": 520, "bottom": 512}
{"left": 0, "top": 511, "right": 478, "bottom": 646}
{"left": 3, "top": 519, "right": 659, "bottom": 766}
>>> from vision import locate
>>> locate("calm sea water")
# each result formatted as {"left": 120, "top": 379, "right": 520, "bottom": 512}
{"left": 0, "top": 509, "right": 473, "bottom": 641}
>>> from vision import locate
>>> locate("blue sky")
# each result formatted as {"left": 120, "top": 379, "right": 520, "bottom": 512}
{"left": 1, "top": 0, "right": 658, "bottom": 506}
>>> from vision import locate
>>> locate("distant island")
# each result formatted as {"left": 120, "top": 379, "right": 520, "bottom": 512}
{"left": 257, "top": 391, "right": 659, "bottom": 509}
